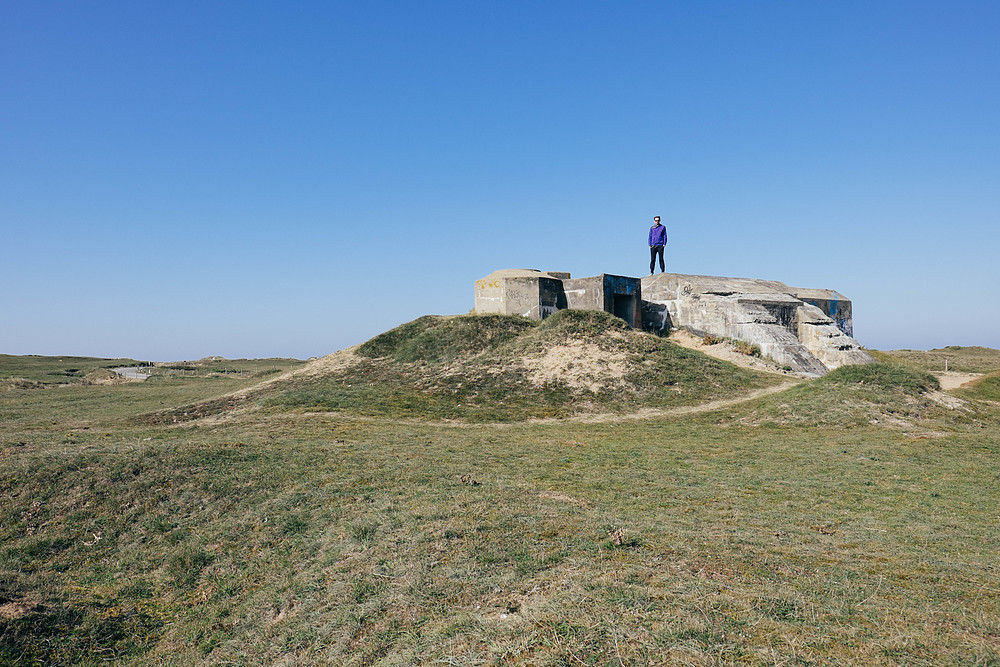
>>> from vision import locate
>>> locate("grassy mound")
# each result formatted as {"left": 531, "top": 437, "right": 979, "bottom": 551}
{"left": 958, "top": 371, "right": 1000, "bottom": 403}
{"left": 821, "top": 362, "right": 939, "bottom": 393}
{"left": 358, "top": 314, "right": 537, "bottom": 362}
{"left": 269, "top": 311, "right": 779, "bottom": 422}
{"left": 536, "top": 308, "right": 632, "bottom": 336}
{"left": 731, "top": 362, "right": 951, "bottom": 428}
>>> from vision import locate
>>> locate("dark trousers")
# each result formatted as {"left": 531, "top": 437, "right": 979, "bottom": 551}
{"left": 650, "top": 245, "right": 665, "bottom": 273}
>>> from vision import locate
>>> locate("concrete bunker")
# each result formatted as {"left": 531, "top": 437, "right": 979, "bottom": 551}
{"left": 563, "top": 273, "right": 642, "bottom": 328}
{"left": 475, "top": 270, "right": 642, "bottom": 328}
{"left": 474, "top": 268, "right": 874, "bottom": 376}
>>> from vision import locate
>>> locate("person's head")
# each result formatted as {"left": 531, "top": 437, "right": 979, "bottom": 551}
{"left": 653, "top": 216, "right": 661, "bottom": 225}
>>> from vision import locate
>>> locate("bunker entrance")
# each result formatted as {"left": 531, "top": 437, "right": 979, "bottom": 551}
{"left": 612, "top": 294, "right": 635, "bottom": 325}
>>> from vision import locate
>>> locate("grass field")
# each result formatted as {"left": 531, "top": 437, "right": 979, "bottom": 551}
{"left": 877, "top": 346, "right": 1000, "bottom": 374}
{"left": 0, "top": 355, "right": 145, "bottom": 389}
{"left": 2, "top": 333, "right": 999, "bottom": 665}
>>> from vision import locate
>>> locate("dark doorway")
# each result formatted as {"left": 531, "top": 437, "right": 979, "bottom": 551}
{"left": 612, "top": 294, "right": 635, "bottom": 327}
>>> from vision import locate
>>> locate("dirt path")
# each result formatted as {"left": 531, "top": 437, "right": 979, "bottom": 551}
{"left": 280, "top": 380, "right": 803, "bottom": 429}
{"left": 933, "top": 371, "right": 982, "bottom": 390}
{"left": 536, "top": 379, "right": 803, "bottom": 424}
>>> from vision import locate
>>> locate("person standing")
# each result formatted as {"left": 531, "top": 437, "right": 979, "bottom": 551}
{"left": 648, "top": 215, "right": 667, "bottom": 274}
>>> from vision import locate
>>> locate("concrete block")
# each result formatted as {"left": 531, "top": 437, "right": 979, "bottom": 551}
{"left": 475, "top": 269, "right": 641, "bottom": 327}
{"left": 474, "top": 269, "right": 568, "bottom": 319}
{"left": 795, "top": 303, "right": 873, "bottom": 370}
{"left": 563, "top": 274, "right": 642, "bottom": 328}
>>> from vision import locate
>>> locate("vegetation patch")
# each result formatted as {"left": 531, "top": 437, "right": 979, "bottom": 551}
{"left": 958, "top": 371, "right": 1000, "bottom": 403}
{"left": 822, "top": 361, "right": 939, "bottom": 393}
{"left": 0, "top": 355, "right": 142, "bottom": 387}
{"left": 358, "top": 313, "right": 536, "bottom": 362}
{"left": 0, "top": 593, "right": 163, "bottom": 665}
{"left": 730, "top": 339, "right": 762, "bottom": 358}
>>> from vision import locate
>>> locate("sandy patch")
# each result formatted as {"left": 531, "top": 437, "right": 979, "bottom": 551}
{"left": 0, "top": 599, "right": 37, "bottom": 620}
{"left": 222, "top": 347, "right": 361, "bottom": 402}
{"left": 925, "top": 390, "right": 970, "bottom": 410}
{"left": 290, "top": 346, "right": 361, "bottom": 379}
{"left": 522, "top": 340, "right": 629, "bottom": 392}
{"left": 933, "top": 371, "right": 982, "bottom": 390}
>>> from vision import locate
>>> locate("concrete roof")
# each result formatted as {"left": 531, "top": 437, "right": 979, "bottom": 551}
{"left": 479, "top": 269, "right": 567, "bottom": 280}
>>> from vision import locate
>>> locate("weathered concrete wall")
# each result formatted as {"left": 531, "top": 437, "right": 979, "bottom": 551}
{"left": 473, "top": 273, "right": 506, "bottom": 315}
{"left": 604, "top": 274, "right": 642, "bottom": 329}
{"left": 791, "top": 288, "right": 854, "bottom": 337}
{"left": 795, "top": 303, "right": 872, "bottom": 369}
{"left": 563, "top": 274, "right": 642, "bottom": 328}
{"left": 474, "top": 269, "right": 567, "bottom": 319}
{"left": 562, "top": 276, "right": 604, "bottom": 311}
{"left": 475, "top": 270, "right": 641, "bottom": 327}
{"left": 640, "top": 273, "right": 874, "bottom": 375}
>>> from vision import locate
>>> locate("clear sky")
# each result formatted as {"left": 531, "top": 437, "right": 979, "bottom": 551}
{"left": 2, "top": 1, "right": 997, "bottom": 360}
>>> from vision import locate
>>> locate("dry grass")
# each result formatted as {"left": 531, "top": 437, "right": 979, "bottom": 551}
{"left": 877, "top": 346, "right": 1000, "bottom": 375}
{"left": 1, "top": 347, "right": 999, "bottom": 665}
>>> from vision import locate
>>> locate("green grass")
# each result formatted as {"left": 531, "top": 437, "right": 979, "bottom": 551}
{"left": 957, "top": 371, "right": 1000, "bottom": 403}
{"left": 1, "top": 343, "right": 998, "bottom": 665}
{"left": 150, "top": 357, "right": 303, "bottom": 378}
{"left": 823, "top": 361, "right": 939, "bottom": 393}
{"left": 357, "top": 313, "right": 537, "bottom": 362}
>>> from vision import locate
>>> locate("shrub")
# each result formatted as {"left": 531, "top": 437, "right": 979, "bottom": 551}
{"left": 731, "top": 340, "right": 761, "bottom": 357}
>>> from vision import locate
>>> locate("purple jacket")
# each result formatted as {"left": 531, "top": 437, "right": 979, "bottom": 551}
{"left": 648, "top": 224, "right": 667, "bottom": 246}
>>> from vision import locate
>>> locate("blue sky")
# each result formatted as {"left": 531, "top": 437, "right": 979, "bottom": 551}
{"left": 2, "top": 1, "right": 997, "bottom": 360}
